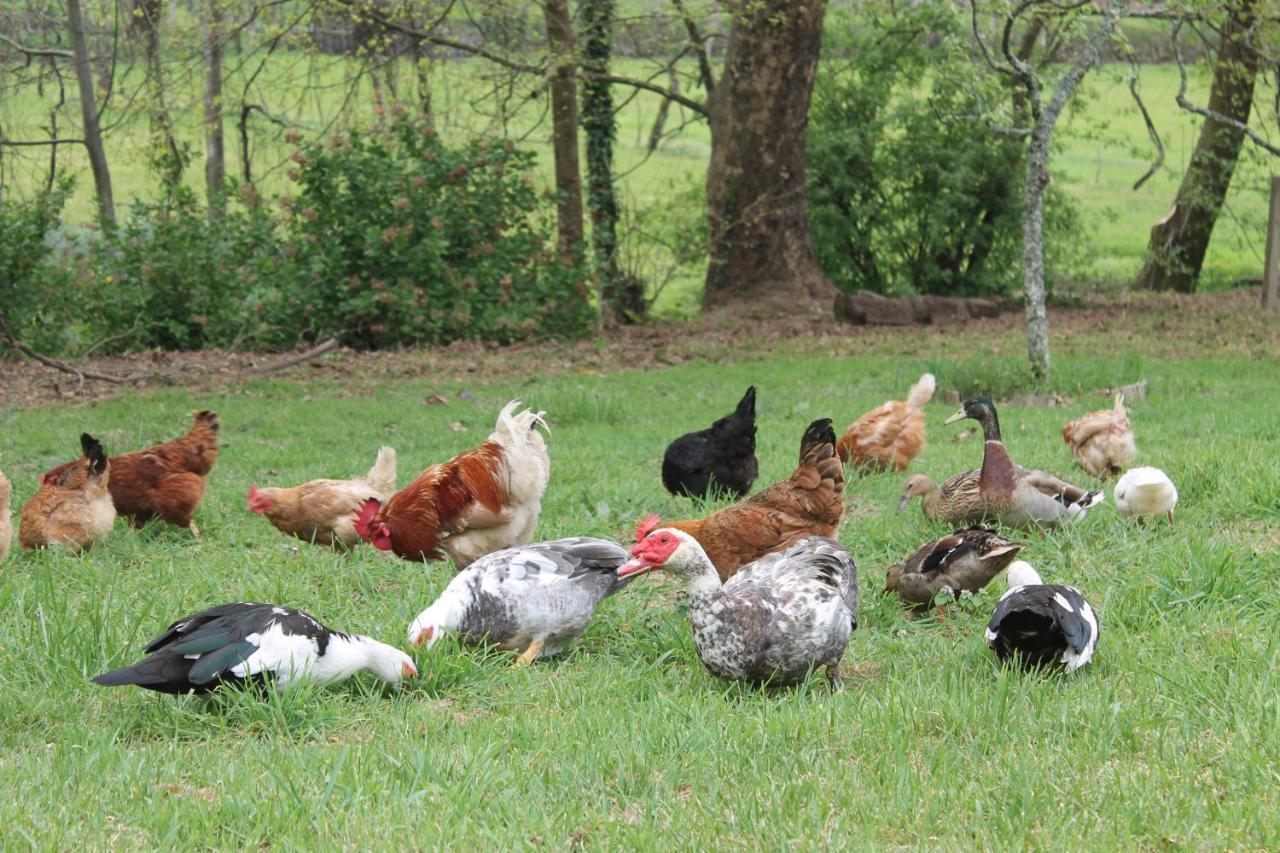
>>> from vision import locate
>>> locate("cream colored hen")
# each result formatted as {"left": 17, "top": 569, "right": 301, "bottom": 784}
{"left": 1062, "top": 394, "right": 1136, "bottom": 478}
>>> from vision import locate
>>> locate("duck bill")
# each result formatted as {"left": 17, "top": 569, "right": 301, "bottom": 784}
{"left": 896, "top": 494, "right": 911, "bottom": 512}
{"left": 617, "top": 558, "right": 653, "bottom": 579}
{"left": 943, "top": 408, "right": 967, "bottom": 425}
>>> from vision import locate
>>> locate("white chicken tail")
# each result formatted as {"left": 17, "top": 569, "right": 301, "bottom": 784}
{"left": 365, "top": 446, "right": 397, "bottom": 495}
{"left": 491, "top": 400, "right": 550, "bottom": 448}
{"left": 905, "top": 373, "right": 936, "bottom": 411}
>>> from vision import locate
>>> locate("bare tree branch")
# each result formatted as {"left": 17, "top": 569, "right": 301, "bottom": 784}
{"left": 0, "top": 136, "right": 87, "bottom": 147}
{"left": 1127, "top": 57, "right": 1164, "bottom": 190}
{"left": 672, "top": 0, "right": 714, "bottom": 93}
{"left": 0, "top": 33, "right": 73, "bottom": 61}
{"left": 1171, "top": 16, "right": 1280, "bottom": 157}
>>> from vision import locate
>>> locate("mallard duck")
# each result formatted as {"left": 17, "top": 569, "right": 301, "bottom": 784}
{"left": 1062, "top": 394, "right": 1137, "bottom": 477}
{"left": 620, "top": 530, "right": 858, "bottom": 688}
{"left": 884, "top": 527, "right": 1022, "bottom": 609}
{"left": 1114, "top": 467, "right": 1177, "bottom": 525}
{"left": 897, "top": 470, "right": 985, "bottom": 526}
{"left": 943, "top": 397, "right": 1103, "bottom": 528}
{"left": 93, "top": 603, "right": 417, "bottom": 693}
{"left": 985, "top": 562, "right": 1099, "bottom": 672}
{"left": 407, "top": 537, "right": 633, "bottom": 664}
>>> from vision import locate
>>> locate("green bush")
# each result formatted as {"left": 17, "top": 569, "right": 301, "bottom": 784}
{"left": 276, "top": 116, "right": 593, "bottom": 348}
{"left": 0, "top": 180, "right": 91, "bottom": 354}
{"left": 100, "top": 186, "right": 280, "bottom": 350}
{"left": 807, "top": 2, "right": 1084, "bottom": 299}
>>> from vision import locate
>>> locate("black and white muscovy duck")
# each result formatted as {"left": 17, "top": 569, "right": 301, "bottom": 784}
{"left": 407, "top": 537, "right": 633, "bottom": 664}
{"left": 620, "top": 528, "right": 859, "bottom": 688}
{"left": 985, "top": 561, "right": 1099, "bottom": 672}
{"left": 662, "top": 386, "right": 759, "bottom": 500}
{"left": 93, "top": 602, "right": 417, "bottom": 694}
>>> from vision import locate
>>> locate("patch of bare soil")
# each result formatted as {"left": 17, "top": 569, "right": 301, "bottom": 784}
{"left": 1, "top": 289, "right": 1275, "bottom": 410}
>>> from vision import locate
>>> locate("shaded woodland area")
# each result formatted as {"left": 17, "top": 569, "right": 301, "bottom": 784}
{"left": 1, "top": 0, "right": 1278, "bottom": 376}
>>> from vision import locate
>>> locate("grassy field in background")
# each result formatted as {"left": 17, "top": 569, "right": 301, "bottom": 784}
{"left": 3, "top": 52, "right": 1274, "bottom": 311}
{"left": 1, "top": 323, "right": 1278, "bottom": 845}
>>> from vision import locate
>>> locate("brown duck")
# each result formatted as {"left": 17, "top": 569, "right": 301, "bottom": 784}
{"left": 897, "top": 470, "right": 984, "bottom": 526}
{"left": 943, "top": 397, "right": 1103, "bottom": 529}
{"left": 884, "top": 527, "right": 1022, "bottom": 609}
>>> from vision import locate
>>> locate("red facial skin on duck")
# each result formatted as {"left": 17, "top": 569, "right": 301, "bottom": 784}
{"left": 617, "top": 528, "right": 681, "bottom": 578}
{"left": 411, "top": 625, "right": 435, "bottom": 647}
{"left": 403, "top": 661, "right": 418, "bottom": 678}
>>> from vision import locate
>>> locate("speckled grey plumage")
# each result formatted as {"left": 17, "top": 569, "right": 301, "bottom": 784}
{"left": 688, "top": 536, "right": 858, "bottom": 687}
{"left": 418, "top": 537, "right": 633, "bottom": 659}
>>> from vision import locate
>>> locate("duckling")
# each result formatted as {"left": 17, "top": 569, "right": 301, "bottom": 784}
{"left": 884, "top": 527, "right": 1022, "bottom": 609}
{"left": 944, "top": 397, "right": 1102, "bottom": 528}
{"left": 1114, "top": 467, "right": 1177, "bottom": 525}
{"left": 986, "top": 561, "right": 1099, "bottom": 672}
{"left": 896, "top": 470, "right": 984, "bottom": 526}
{"left": 1062, "top": 394, "right": 1137, "bottom": 477}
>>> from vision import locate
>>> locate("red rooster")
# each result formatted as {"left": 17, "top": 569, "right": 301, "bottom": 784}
{"left": 354, "top": 401, "right": 550, "bottom": 567}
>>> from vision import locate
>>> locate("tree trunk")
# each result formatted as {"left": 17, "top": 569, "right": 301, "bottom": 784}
{"left": 66, "top": 0, "right": 115, "bottom": 229}
{"left": 1019, "top": 1, "right": 1123, "bottom": 378}
{"left": 542, "top": 0, "right": 584, "bottom": 261}
{"left": 1135, "top": 0, "right": 1260, "bottom": 293}
{"left": 703, "top": 0, "right": 833, "bottom": 309}
{"left": 138, "top": 0, "right": 183, "bottom": 190}
{"left": 203, "top": 0, "right": 226, "bottom": 217}
{"left": 581, "top": 0, "right": 641, "bottom": 322}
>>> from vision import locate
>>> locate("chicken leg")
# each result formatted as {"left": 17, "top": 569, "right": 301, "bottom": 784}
{"left": 825, "top": 662, "right": 843, "bottom": 691}
{"left": 514, "top": 639, "right": 544, "bottom": 667}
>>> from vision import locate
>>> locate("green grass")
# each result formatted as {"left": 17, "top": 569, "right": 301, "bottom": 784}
{"left": 1, "top": 329, "right": 1278, "bottom": 846}
{"left": 2, "top": 52, "right": 1274, "bottom": 312}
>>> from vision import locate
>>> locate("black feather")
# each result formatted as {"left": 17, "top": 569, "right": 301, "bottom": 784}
{"left": 662, "top": 386, "right": 759, "bottom": 499}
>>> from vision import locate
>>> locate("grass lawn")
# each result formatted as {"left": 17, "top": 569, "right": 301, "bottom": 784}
{"left": 1, "top": 303, "right": 1278, "bottom": 846}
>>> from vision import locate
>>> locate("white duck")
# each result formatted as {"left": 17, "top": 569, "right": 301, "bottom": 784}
{"left": 93, "top": 602, "right": 416, "bottom": 693}
{"left": 408, "top": 537, "right": 633, "bottom": 664}
{"left": 985, "top": 561, "right": 1099, "bottom": 672}
{"left": 620, "top": 529, "right": 859, "bottom": 688}
{"left": 1114, "top": 466, "right": 1177, "bottom": 525}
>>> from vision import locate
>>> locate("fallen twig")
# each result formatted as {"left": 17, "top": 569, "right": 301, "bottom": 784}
{"left": 251, "top": 338, "right": 339, "bottom": 375}
{"left": 0, "top": 317, "right": 139, "bottom": 385}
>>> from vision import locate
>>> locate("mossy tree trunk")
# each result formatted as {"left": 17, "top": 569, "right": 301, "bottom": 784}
{"left": 542, "top": 0, "right": 584, "bottom": 262}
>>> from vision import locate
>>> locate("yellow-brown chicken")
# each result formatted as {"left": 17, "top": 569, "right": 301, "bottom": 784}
{"left": 638, "top": 418, "right": 845, "bottom": 582}
{"left": 20, "top": 434, "right": 116, "bottom": 553}
{"left": 248, "top": 447, "right": 397, "bottom": 547}
{"left": 1062, "top": 394, "right": 1136, "bottom": 478}
{"left": 0, "top": 469, "right": 12, "bottom": 561}
{"left": 42, "top": 410, "right": 219, "bottom": 537}
{"left": 837, "top": 373, "right": 935, "bottom": 472}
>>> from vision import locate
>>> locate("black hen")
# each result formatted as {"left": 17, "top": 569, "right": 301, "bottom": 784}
{"left": 662, "top": 386, "right": 759, "bottom": 499}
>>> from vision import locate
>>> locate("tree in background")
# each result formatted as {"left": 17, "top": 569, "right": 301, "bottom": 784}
{"left": 581, "top": 0, "right": 642, "bottom": 323}
{"left": 703, "top": 0, "right": 834, "bottom": 310}
{"left": 65, "top": 0, "right": 115, "bottom": 229}
{"left": 1136, "top": 2, "right": 1264, "bottom": 292}
{"left": 542, "top": 0, "right": 583, "bottom": 263}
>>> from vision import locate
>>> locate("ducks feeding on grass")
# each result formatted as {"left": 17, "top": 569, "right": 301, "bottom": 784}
{"left": 621, "top": 528, "right": 859, "bottom": 688}
{"left": 407, "top": 537, "right": 633, "bottom": 664}
{"left": 93, "top": 602, "right": 416, "bottom": 694}
{"left": 884, "top": 527, "right": 1022, "bottom": 610}
{"left": 944, "top": 397, "right": 1103, "bottom": 528}
{"left": 985, "top": 562, "right": 1099, "bottom": 672}
{"left": 1114, "top": 466, "right": 1177, "bottom": 525}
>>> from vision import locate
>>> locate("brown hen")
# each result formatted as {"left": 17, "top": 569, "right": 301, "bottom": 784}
{"left": 41, "top": 410, "right": 220, "bottom": 536}
{"left": 1062, "top": 394, "right": 1136, "bottom": 478}
{"left": 20, "top": 434, "right": 116, "bottom": 553}
{"left": 837, "top": 373, "right": 935, "bottom": 472}
{"left": 639, "top": 418, "right": 845, "bottom": 582}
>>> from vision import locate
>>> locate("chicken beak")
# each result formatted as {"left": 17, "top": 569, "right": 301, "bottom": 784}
{"left": 943, "top": 408, "right": 967, "bottom": 425}
{"left": 617, "top": 557, "right": 653, "bottom": 579}
{"left": 896, "top": 494, "right": 911, "bottom": 512}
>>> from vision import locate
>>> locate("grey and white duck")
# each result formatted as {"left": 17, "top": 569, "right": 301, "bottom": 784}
{"left": 620, "top": 528, "right": 859, "bottom": 688}
{"left": 407, "top": 537, "right": 633, "bottom": 664}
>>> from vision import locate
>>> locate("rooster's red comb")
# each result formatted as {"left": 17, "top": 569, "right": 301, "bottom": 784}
{"left": 354, "top": 498, "right": 383, "bottom": 540}
{"left": 634, "top": 514, "right": 661, "bottom": 542}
